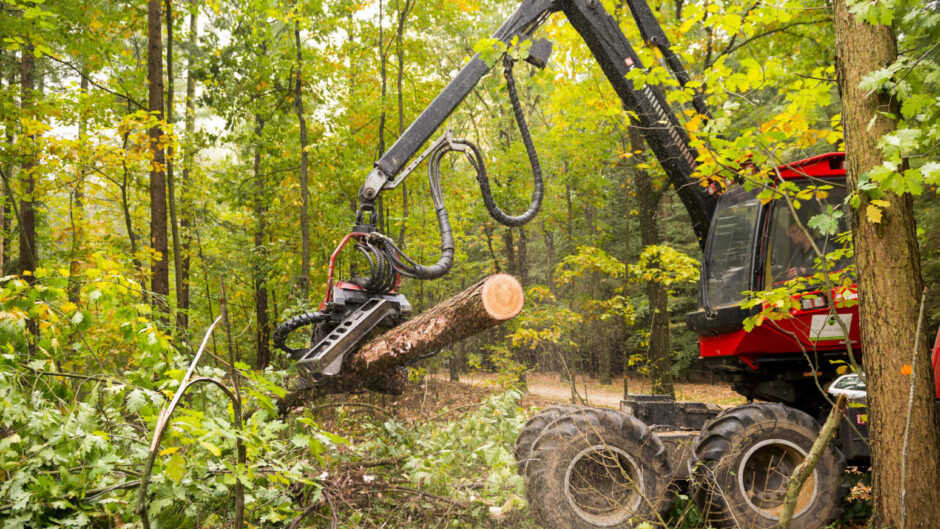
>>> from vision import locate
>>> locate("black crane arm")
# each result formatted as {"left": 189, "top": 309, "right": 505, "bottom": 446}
{"left": 358, "top": 0, "right": 717, "bottom": 246}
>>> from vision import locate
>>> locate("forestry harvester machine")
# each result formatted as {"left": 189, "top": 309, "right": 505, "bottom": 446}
{"left": 272, "top": 0, "right": 940, "bottom": 528}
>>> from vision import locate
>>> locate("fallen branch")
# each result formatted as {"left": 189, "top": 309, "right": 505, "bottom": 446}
{"left": 778, "top": 394, "right": 848, "bottom": 529}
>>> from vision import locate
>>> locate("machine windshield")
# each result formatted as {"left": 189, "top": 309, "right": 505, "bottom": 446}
{"left": 766, "top": 182, "right": 851, "bottom": 286}
{"left": 703, "top": 186, "right": 760, "bottom": 308}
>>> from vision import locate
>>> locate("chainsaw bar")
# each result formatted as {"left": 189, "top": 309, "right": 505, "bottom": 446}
{"left": 296, "top": 298, "right": 399, "bottom": 376}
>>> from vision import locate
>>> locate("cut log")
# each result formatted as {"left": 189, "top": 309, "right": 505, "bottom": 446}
{"left": 278, "top": 273, "right": 524, "bottom": 413}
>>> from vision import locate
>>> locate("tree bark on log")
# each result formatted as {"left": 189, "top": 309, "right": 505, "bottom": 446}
{"left": 278, "top": 274, "right": 524, "bottom": 414}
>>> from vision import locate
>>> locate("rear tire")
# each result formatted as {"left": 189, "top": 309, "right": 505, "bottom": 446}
{"left": 525, "top": 407, "right": 674, "bottom": 529}
{"left": 514, "top": 404, "right": 578, "bottom": 475}
{"left": 693, "top": 403, "right": 847, "bottom": 529}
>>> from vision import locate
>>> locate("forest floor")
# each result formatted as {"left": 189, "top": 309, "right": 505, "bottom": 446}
{"left": 434, "top": 371, "right": 747, "bottom": 409}
{"left": 304, "top": 375, "right": 869, "bottom": 528}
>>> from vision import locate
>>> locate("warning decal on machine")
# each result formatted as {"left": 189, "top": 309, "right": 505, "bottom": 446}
{"left": 809, "top": 313, "right": 852, "bottom": 341}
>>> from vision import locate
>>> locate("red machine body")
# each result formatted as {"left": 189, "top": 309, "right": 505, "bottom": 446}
{"left": 698, "top": 153, "right": 859, "bottom": 365}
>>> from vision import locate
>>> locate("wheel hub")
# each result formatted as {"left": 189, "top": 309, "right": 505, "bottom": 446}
{"left": 564, "top": 444, "right": 644, "bottom": 527}
{"left": 737, "top": 439, "right": 818, "bottom": 520}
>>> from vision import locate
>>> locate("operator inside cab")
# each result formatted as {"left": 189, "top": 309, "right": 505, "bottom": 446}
{"left": 783, "top": 221, "right": 815, "bottom": 280}
{"left": 767, "top": 192, "right": 852, "bottom": 286}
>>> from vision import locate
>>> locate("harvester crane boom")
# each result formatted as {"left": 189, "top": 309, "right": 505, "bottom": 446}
{"left": 359, "top": 0, "right": 716, "bottom": 247}
{"left": 275, "top": 0, "right": 719, "bottom": 382}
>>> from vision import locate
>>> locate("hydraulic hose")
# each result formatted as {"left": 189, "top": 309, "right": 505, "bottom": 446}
{"left": 272, "top": 311, "right": 329, "bottom": 358}
{"left": 353, "top": 55, "right": 546, "bottom": 291}
{"left": 473, "top": 56, "right": 544, "bottom": 227}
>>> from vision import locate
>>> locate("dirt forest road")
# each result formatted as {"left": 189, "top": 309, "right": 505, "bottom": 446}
{"left": 437, "top": 372, "right": 746, "bottom": 409}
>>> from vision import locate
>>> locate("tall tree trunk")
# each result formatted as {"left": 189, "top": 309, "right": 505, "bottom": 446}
{"left": 119, "top": 98, "right": 143, "bottom": 279}
{"left": 833, "top": 2, "right": 940, "bottom": 526}
{"left": 564, "top": 179, "right": 573, "bottom": 252}
{"left": 2, "top": 54, "right": 15, "bottom": 276}
{"left": 517, "top": 226, "right": 529, "bottom": 286}
{"left": 18, "top": 47, "right": 36, "bottom": 281}
{"left": 503, "top": 228, "right": 516, "bottom": 277}
{"left": 178, "top": 7, "right": 197, "bottom": 333}
{"left": 19, "top": 45, "right": 38, "bottom": 350}
{"left": 374, "top": 0, "right": 388, "bottom": 234}
{"left": 165, "top": 0, "right": 183, "bottom": 324}
{"left": 67, "top": 71, "right": 89, "bottom": 304}
{"left": 394, "top": 0, "right": 413, "bottom": 247}
{"left": 542, "top": 222, "right": 554, "bottom": 284}
{"left": 293, "top": 22, "right": 311, "bottom": 299}
{"left": 147, "top": 0, "right": 170, "bottom": 319}
{"left": 253, "top": 115, "right": 270, "bottom": 370}
{"left": 628, "top": 125, "right": 673, "bottom": 397}
{"left": 376, "top": 0, "right": 387, "bottom": 156}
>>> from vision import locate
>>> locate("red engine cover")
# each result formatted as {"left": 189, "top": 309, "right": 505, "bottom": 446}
{"left": 699, "top": 286, "right": 861, "bottom": 369}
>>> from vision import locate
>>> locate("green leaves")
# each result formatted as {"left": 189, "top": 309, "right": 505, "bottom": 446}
{"left": 808, "top": 206, "right": 845, "bottom": 236}
{"left": 848, "top": 0, "right": 897, "bottom": 26}
{"left": 165, "top": 452, "right": 187, "bottom": 482}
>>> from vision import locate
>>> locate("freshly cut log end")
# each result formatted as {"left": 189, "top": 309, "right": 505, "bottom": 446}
{"left": 481, "top": 273, "right": 524, "bottom": 320}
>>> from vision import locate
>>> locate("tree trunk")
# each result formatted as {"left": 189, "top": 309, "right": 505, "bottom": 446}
{"left": 165, "top": 0, "right": 183, "bottom": 324}
{"left": 119, "top": 98, "right": 144, "bottom": 282}
{"left": 517, "top": 226, "right": 529, "bottom": 286}
{"left": 0, "top": 50, "right": 10, "bottom": 275}
{"left": 542, "top": 222, "right": 554, "bottom": 283}
{"left": 628, "top": 124, "right": 673, "bottom": 397}
{"left": 293, "top": 22, "right": 311, "bottom": 300}
{"left": 377, "top": 0, "right": 387, "bottom": 156}
{"left": 19, "top": 46, "right": 36, "bottom": 281}
{"left": 279, "top": 274, "right": 524, "bottom": 413}
{"left": 178, "top": 7, "right": 197, "bottom": 333}
{"left": 147, "top": 0, "right": 170, "bottom": 319}
{"left": 67, "top": 71, "right": 89, "bottom": 304}
{"left": 19, "top": 45, "right": 38, "bottom": 350}
{"left": 253, "top": 115, "right": 270, "bottom": 370}
{"left": 395, "top": 0, "right": 413, "bottom": 248}
{"left": 503, "top": 228, "right": 516, "bottom": 276}
{"left": 833, "top": 2, "right": 940, "bottom": 527}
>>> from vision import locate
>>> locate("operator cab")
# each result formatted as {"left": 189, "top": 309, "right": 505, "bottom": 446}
{"left": 686, "top": 153, "right": 859, "bottom": 414}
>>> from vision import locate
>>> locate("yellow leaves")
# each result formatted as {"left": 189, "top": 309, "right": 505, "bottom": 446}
{"left": 61, "top": 302, "right": 78, "bottom": 314}
{"left": 160, "top": 446, "right": 181, "bottom": 456}
{"left": 866, "top": 199, "right": 890, "bottom": 223}
{"left": 454, "top": 0, "right": 479, "bottom": 13}
{"left": 200, "top": 441, "right": 222, "bottom": 457}
{"left": 678, "top": 17, "right": 698, "bottom": 35}
{"left": 685, "top": 113, "right": 706, "bottom": 134}
{"left": 20, "top": 118, "right": 52, "bottom": 136}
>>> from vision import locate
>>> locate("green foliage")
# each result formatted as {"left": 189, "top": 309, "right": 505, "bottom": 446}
{"left": 360, "top": 390, "right": 529, "bottom": 522}
{"left": 0, "top": 276, "right": 321, "bottom": 527}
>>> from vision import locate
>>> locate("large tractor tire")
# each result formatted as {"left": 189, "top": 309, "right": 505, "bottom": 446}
{"left": 693, "top": 403, "right": 847, "bottom": 529}
{"left": 525, "top": 407, "right": 674, "bottom": 529}
{"left": 514, "top": 404, "right": 578, "bottom": 475}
